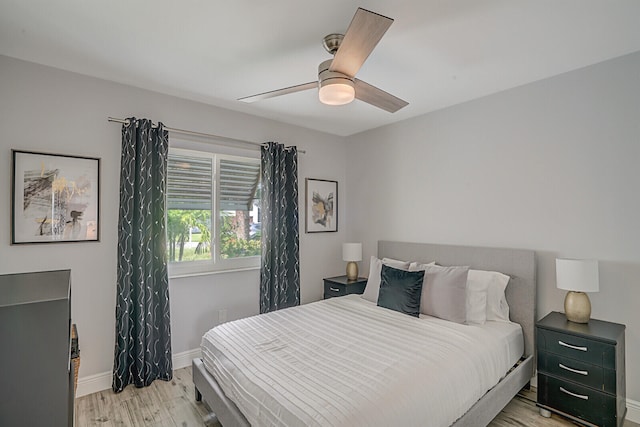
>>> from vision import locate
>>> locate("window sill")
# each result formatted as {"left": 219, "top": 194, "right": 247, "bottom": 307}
{"left": 169, "top": 266, "right": 260, "bottom": 280}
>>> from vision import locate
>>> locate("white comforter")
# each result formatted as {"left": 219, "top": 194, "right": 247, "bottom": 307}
{"left": 201, "top": 294, "right": 521, "bottom": 427}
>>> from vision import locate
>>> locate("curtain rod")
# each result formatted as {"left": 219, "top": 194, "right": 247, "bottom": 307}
{"left": 107, "top": 117, "right": 305, "bottom": 154}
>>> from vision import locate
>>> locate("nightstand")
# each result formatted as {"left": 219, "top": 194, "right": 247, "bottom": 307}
{"left": 536, "top": 311, "right": 626, "bottom": 427}
{"left": 323, "top": 275, "right": 367, "bottom": 299}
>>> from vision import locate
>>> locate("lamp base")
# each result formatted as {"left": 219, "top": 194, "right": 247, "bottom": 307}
{"left": 564, "top": 291, "right": 591, "bottom": 323}
{"left": 346, "top": 261, "right": 358, "bottom": 281}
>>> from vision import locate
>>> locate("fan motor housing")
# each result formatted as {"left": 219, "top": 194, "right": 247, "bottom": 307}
{"left": 322, "top": 33, "right": 344, "bottom": 54}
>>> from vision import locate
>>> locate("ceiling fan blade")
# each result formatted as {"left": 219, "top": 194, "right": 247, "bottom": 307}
{"left": 238, "top": 81, "right": 318, "bottom": 103}
{"left": 329, "top": 8, "right": 393, "bottom": 77}
{"left": 354, "top": 79, "right": 408, "bottom": 113}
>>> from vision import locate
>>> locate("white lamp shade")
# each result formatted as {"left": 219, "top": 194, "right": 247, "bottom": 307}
{"left": 342, "top": 243, "right": 362, "bottom": 262}
{"left": 556, "top": 258, "right": 599, "bottom": 293}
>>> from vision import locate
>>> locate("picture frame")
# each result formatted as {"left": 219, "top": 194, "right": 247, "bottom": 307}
{"left": 12, "top": 150, "right": 100, "bottom": 244}
{"left": 305, "top": 178, "right": 337, "bottom": 233}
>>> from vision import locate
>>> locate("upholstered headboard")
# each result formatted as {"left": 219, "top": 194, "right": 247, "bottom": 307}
{"left": 378, "top": 241, "right": 537, "bottom": 359}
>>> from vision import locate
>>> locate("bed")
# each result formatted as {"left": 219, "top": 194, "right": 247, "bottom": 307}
{"left": 193, "top": 241, "right": 537, "bottom": 426}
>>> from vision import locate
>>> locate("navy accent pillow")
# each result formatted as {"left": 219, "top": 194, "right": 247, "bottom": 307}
{"left": 377, "top": 264, "right": 425, "bottom": 317}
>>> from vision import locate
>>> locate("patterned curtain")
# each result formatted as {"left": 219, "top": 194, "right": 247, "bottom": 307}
{"left": 113, "top": 117, "right": 172, "bottom": 392}
{"left": 260, "top": 142, "right": 300, "bottom": 313}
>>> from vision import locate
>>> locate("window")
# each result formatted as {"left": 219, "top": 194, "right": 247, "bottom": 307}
{"left": 166, "top": 148, "right": 261, "bottom": 276}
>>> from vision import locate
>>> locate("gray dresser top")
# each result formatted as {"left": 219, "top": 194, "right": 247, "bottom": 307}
{"left": 0, "top": 269, "right": 70, "bottom": 307}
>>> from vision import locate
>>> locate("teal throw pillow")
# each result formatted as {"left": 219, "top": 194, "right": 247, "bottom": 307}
{"left": 377, "top": 264, "right": 424, "bottom": 317}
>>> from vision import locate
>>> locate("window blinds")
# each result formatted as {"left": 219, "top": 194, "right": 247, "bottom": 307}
{"left": 167, "top": 154, "right": 260, "bottom": 211}
{"left": 167, "top": 154, "right": 212, "bottom": 210}
{"left": 219, "top": 158, "right": 260, "bottom": 211}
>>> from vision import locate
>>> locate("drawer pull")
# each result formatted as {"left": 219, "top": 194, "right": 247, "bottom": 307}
{"left": 330, "top": 287, "right": 340, "bottom": 292}
{"left": 559, "top": 386, "right": 589, "bottom": 401}
{"left": 559, "top": 363, "right": 588, "bottom": 376}
{"left": 558, "top": 340, "right": 587, "bottom": 352}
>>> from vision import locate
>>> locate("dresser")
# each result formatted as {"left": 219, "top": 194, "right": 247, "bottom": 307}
{"left": 323, "top": 275, "right": 367, "bottom": 299}
{"left": 536, "top": 311, "right": 626, "bottom": 427}
{"left": 0, "top": 270, "right": 73, "bottom": 427}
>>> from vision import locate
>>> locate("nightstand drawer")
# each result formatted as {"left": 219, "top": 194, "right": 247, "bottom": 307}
{"left": 538, "top": 351, "right": 615, "bottom": 393}
{"left": 538, "top": 373, "right": 618, "bottom": 427}
{"left": 323, "top": 276, "right": 367, "bottom": 299}
{"left": 324, "top": 283, "right": 346, "bottom": 298}
{"left": 537, "top": 328, "right": 616, "bottom": 369}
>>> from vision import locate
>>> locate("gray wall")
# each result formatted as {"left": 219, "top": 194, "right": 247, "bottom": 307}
{"left": 345, "top": 52, "right": 640, "bottom": 402}
{"left": 0, "top": 55, "right": 348, "bottom": 379}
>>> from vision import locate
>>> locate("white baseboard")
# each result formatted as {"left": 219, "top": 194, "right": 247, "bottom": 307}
{"left": 76, "top": 348, "right": 202, "bottom": 398}
{"left": 75, "top": 370, "right": 112, "bottom": 398}
{"left": 173, "top": 347, "right": 202, "bottom": 370}
{"left": 627, "top": 397, "right": 640, "bottom": 424}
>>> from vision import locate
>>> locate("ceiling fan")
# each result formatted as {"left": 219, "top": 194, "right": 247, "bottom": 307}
{"left": 238, "top": 7, "right": 408, "bottom": 113}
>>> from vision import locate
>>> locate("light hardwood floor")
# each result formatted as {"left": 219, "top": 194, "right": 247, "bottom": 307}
{"left": 76, "top": 366, "right": 637, "bottom": 427}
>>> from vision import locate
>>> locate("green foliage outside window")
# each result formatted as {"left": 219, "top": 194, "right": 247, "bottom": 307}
{"left": 219, "top": 213, "right": 261, "bottom": 259}
{"left": 167, "top": 209, "right": 260, "bottom": 262}
{"left": 167, "top": 209, "right": 211, "bottom": 262}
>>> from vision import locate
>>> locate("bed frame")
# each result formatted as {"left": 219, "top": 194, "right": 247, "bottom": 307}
{"left": 193, "top": 241, "right": 537, "bottom": 427}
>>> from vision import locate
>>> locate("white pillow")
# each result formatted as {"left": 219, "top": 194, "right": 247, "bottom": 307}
{"left": 408, "top": 261, "right": 436, "bottom": 271}
{"left": 465, "top": 271, "right": 489, "bottom": 325}
{"left": 467, "top": 269, "right": 511, "bottom": 322}
{"left": 361, "top": 256, "right": 411, "bottom": 303}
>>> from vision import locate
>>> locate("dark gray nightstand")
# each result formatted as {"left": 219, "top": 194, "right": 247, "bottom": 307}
{"left": 323, "top": 275, "right": 367, "bottom": 299}
{"left": 536, "top": 311, "right": 626, "bottom": 427}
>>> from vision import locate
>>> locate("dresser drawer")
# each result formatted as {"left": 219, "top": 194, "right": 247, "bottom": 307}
{"left": 537, "top": 328, "right": 616, "bottom": 369}
{"left": 538, "top": 373, "right": 619, "bottom": 427}
{"left": 538, "top": 351, "right": 616, "bottom": 393}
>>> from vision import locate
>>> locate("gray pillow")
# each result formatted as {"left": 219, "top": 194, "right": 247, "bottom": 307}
{"left": 420, "top": 265, "right": 469, "bottom": 324}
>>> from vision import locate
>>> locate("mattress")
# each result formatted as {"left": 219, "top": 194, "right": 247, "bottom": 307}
{"left": 201, "top": 294, "right": 523, "bottom": 427}
{"left": 479, "top": 318, "right": 524, "bottom": 369}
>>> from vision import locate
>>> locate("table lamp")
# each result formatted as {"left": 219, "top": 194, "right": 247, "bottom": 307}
{"left": 556, "top": 258, "right": 599, "bottom": 323}
{"left": 342, "top": 243, "right": 362, "bottom": 281}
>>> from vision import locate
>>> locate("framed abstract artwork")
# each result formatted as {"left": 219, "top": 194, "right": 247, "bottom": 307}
{"left": 305, "top": 178, "right": 337, "bottom": 233}
{"left": 12, "top": 150, "right": 100, "bottom": 244}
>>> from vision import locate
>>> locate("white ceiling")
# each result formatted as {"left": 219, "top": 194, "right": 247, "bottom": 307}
{"left": 1, "top": 0, "right": 639, "bottom": 136}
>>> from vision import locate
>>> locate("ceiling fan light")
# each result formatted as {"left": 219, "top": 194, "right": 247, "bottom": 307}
{"left": 319, "top": 79, "right": 355, "bottom": 106}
